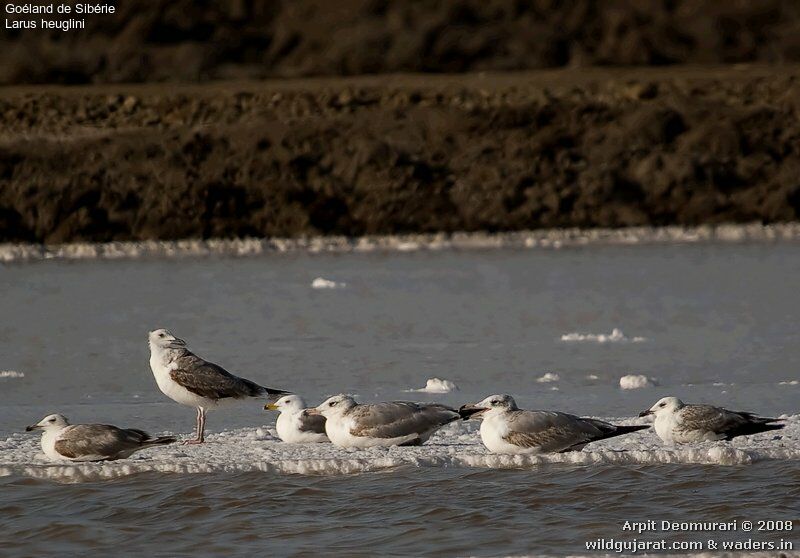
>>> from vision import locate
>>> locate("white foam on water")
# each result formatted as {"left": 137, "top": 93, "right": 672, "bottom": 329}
{"left": 311, "top": 277, "right": 346, "bottom": 289}
{"left": 0, "top": 370, "right": 24, "bottom": 379}
{"left": 2, "top": 223, "right": 800, "bottom": 262}
{"left": 2, "top": 416, "right": 798, "bottom": 482}
{"left": 779, "top": 380, "right": 799, "bottom": 385}
{"left": 560, "top": 328, "right": 646, "bottom": 343}
{"left": 405, "top": 378, "right": 458, "bottom": 393}
{"left": 536, "top": 372, "right": 560, "bottom": 383}
{"left": 619, "top": 374, "right": 658, "bottom": 389}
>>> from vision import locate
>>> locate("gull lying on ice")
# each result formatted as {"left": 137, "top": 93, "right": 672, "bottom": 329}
{"left": 460, "top": 394, "right": 649, "bottom": 454}
{"left": 26, "top": 414, "right": 175, "bottom": 462}
{"left": 640, "top": 396, "right": 784, "bottom": 444}
{"left": 312, "top": 394, "right": 461, "bottom": 448}
{"left": 148, "top": 328, "right": 290, "bottom": 444}
{"left": 265, "top": 395, "right": 329, "bottom": 443}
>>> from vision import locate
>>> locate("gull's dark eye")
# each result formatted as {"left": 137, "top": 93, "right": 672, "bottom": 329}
{"left": 659, "top": 403, "right": 666, "bottom": 407}
{"left": 49, "top": 418, "right": 55, "bottom": 422}
{"left": 330, "top": 401, "right": 338, "bottom": 407}
{"left": 491, "top": 400, "right": 499, "bottom": 405}
{"left": 159, "top": 333, "right": 165, "bottom": 338}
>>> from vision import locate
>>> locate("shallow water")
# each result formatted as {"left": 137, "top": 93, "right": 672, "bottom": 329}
{"left": 2, "top": 241, "right": 799, "bottom": 556}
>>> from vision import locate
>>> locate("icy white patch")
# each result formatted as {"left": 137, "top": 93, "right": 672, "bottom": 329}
{"left": 779, "top": 380, "right": 799, "bottom": 385}
{"left": 407, "top": 378, "right": 458, "bottom": 393}
{"left": 619, "top": 374, "right": 658, "bottom": 389}
{"left": 311, "top": 277, "right": 346, "bottom": 289}
{"left": 536, "top": 372, "right": 560, "bottom": 383}
{"left": 586, "top": 374, "right": 600, "bottom": 380}
{"left": 561, "top": 328, "right": 646, "bottom": 343}
{"left": 0, "top": 370, "right": 24, "bottom": 379}
{"left": 2, "top": 416, "right": 798, "bottom": 482}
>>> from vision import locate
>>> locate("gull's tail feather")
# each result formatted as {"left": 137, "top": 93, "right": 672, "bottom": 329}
{"left": 260, "top": 386, "right": 292, "bottom": 402}
{"left": 587, "top": 422, "right": 650, "bottom": 443}
{"left": 143, "top": 435, "right": 177, "bottom": 447}
{"left": 726, "top": 419, "right": 784, "bottom": 440}
{"left": 458, "top": 405, "right": 485, "bottom": 420}
{"left": 604, "top": 424, "right": 651, "bottom": 439}
{"left": 236, "top": 376, "right": 291, "bottom": 400}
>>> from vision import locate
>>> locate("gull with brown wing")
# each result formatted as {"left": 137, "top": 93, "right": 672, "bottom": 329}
{"left": 148, "top": 328, "right": 290, "bottom": 444}
{"left": 639, "top": 396, "right": 784, "bottom": 444}
{"left": 26, "top": 414, "right": 176, "bottom": 462}
{"left": 460, "top": 394, "right": 649, "bottom": 454}
{"left": 312, "top": 394, "right": 462, "bottom": 448}
{"left": 265, "top": 395, "right": 329, "bottom": 443}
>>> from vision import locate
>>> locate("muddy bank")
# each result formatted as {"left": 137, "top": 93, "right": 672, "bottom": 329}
{"left": 2, "top": 1, "right": 800, "bottom": 84}
{"left": 4, "top": 224, "right": 800, "bottom": 263}
{"left": 1, "top": 66, "right": 800, "bottom": 243}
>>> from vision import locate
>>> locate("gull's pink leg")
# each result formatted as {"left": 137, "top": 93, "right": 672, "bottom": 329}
{"left": 198, "top": 408, "right": 206, "bottom": 442}
{"left": 183, "top": 407, "right": 204, "bottom": 445}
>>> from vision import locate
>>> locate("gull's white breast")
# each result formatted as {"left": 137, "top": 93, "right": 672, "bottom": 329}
{"left": 149, "top": 350, "right": 214, "bottom": 409}
{"left": 40, "top": 427, "right": 67, "bottom": 461}
{"left": 653, "top": 413, "right": 676, "bottom": 444}
{"left": 276, "top": 411, "right": 328, "bottom": 444}
{"left": 480, "top": 413, "right": 539, "bottom": 455}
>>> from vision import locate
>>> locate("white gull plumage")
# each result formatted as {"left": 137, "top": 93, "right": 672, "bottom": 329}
{"left": 148, "top": 328, "right": 289, "bottom": 444}
{"left": 26, "top": 414, "right": 175, "bottom": 462}
{"left": 313, "top": 394, "right": 461, "bottom": 448}
{"left": 640, "top": 396, "right": 784, "bottom": 444}
{"left": 266, "top": 395, "right": 329, "bottom": 443}
{"left": 461, "top": 394, "right": 649, "bottom": 454}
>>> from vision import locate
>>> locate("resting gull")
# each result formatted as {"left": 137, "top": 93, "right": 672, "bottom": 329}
{"left": 26, "top": 414, "right": 176, "bottom": 462}
{"left": 640, "top": 396, "right": 784, "bottom": 444}
{"left": 460, "top": 394, "right": 649, "bottom": 454}
{"left": 148, "top": 328, "right": 290, "bottom": 444}
{"left": 265, "top": 395, "right": 329, "bottom": 443}
{"left": 312, "top": 394, "right": 461, "bottom": 448}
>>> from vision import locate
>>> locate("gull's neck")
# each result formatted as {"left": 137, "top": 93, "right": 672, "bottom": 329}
{"left": 42, "top": 424, "right": 68, "bottom": 436}
{"left": 150, "top": 344, "right": 188, "bottom": 363}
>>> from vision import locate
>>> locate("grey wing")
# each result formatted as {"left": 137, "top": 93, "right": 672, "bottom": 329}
{"left": 54, "top": 424, "right": 149, "bottom": 459}
{"left": 504, "top": 411, "right": 606, "bottom": 451}
{"left": 298, "top": 410, "right": 327, "bottom": 434}
{"left": 350, "top": 402, "right": 459, "bottom": 439}
{"left": 170, "top": 352, "right": 265, "bottom": 400}
{"left": 678, "top": 405, "right": 747, "bottom": 434}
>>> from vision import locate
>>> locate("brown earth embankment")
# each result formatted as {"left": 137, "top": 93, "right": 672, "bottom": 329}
{"left": 1, "top": 66, "right": 799, "bottom": 243}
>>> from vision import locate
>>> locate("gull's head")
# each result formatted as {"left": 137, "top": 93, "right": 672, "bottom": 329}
{"left": 148, "top": 328, "right": 186, "bottom": 351}
{"left": 460, "top": 394, "right": 518, "bottom": 418}
{"left": 640, "top": 396, "right": 684, "bottom": 418}
{"left": 26, "top": 413, "right": 69, "bottom": 432}
{"left": 265, "top": 394, "right": 307, "bottom": 413}
{"left": 313, "top": 394, "right": 357, "bottom": 418}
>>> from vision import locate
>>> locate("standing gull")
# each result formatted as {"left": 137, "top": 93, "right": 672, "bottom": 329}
{"left": 640, "top": 396, "right": 784, "bottom": 444}
{"left": 26, "top": 414, "right": 176, "bottom": 462}
{"left": 265, "top": 395, "right": 329, "bottom": 443}
{"left": 312, "top": 394, "right": 461, "bottom": 448}
{"left": 460, "top": 394, "right": 649, "bottom": 454}
{"left": 148, "top": 328, "right": 290, "bottom": 444}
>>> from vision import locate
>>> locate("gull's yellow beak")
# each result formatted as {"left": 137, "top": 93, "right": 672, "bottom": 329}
{"left": 264, "top": 403, "right": 279, "bottom": 411}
